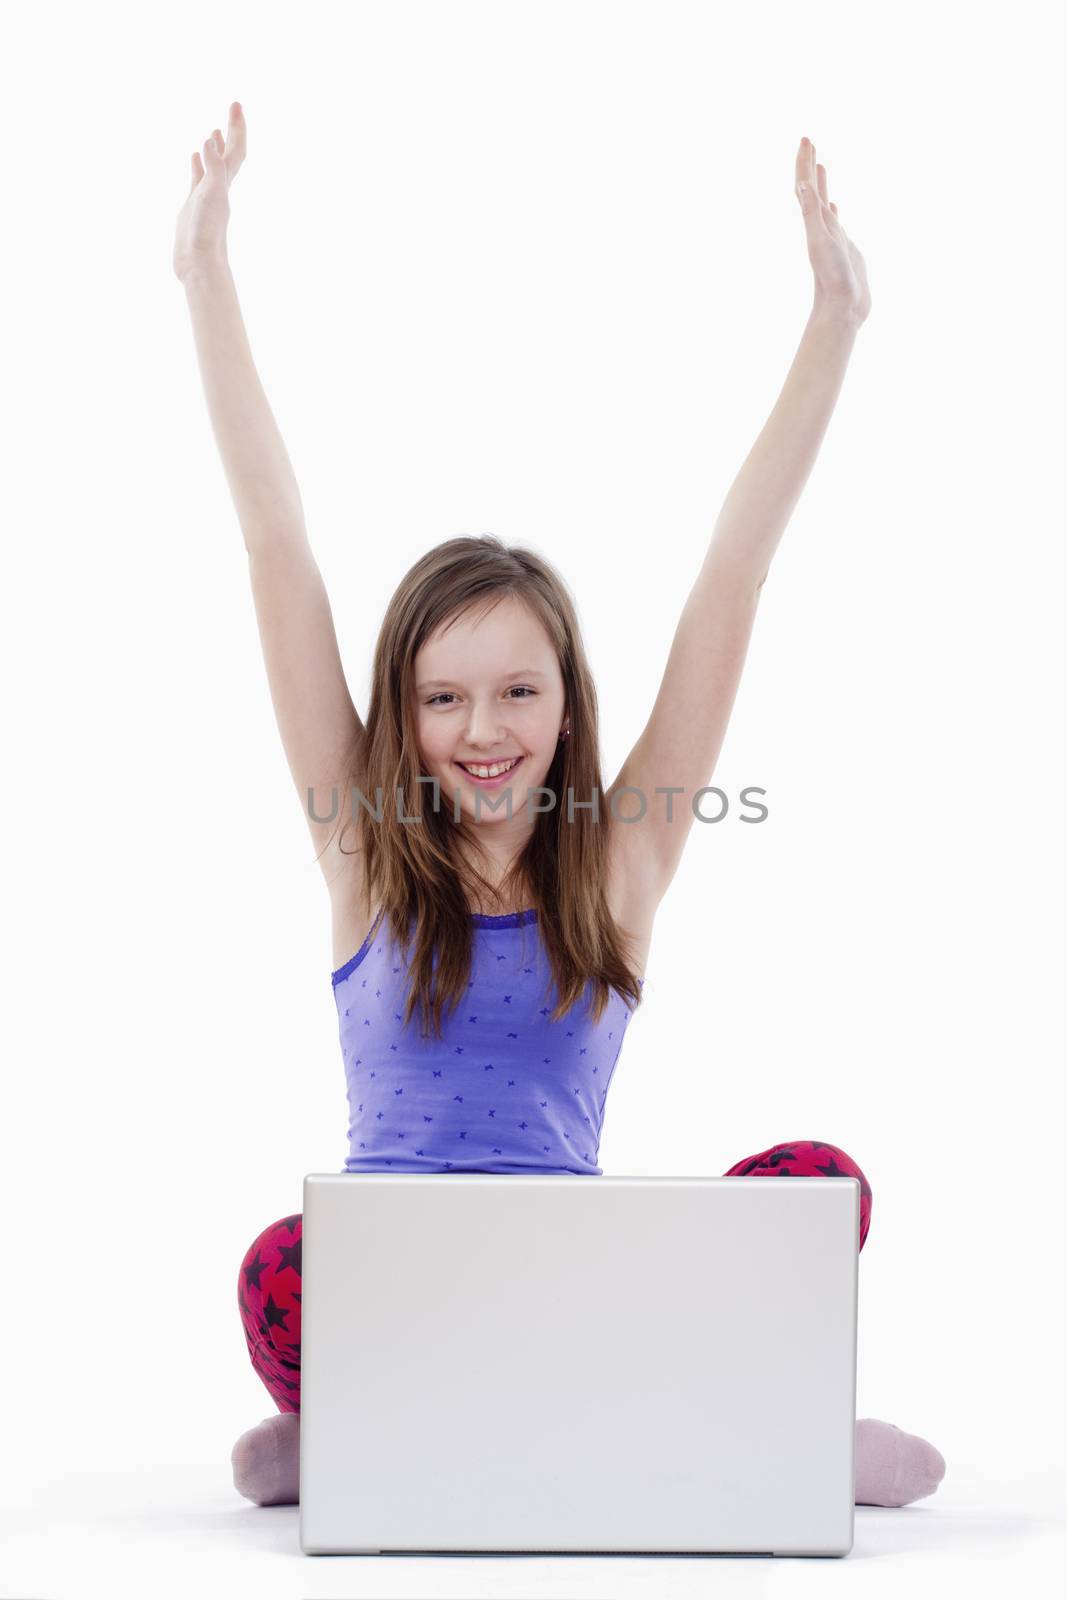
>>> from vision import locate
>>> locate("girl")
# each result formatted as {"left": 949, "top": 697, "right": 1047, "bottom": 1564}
{"left": 174, "top": 105, "right": 946, "bottom": 1512}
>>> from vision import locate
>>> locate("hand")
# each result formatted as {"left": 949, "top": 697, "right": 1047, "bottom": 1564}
{"left": 795, "top": 136, "right": 871, "bottom": 325}
{"left": 173, "top": 102, "right": 247, "bottom": 283}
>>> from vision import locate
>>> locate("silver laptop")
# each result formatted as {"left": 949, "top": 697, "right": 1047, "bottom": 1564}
{"left": 299, "top": 1172, "right": 858, "bottom": 1557}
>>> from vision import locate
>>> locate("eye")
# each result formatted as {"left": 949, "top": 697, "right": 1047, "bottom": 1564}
{"left": 425, "top": 686, "right": 537, "bottom": 707}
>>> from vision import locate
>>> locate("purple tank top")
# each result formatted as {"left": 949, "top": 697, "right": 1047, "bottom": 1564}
{"left": 331, "top": 907, "right": 642, "bottom": 1176}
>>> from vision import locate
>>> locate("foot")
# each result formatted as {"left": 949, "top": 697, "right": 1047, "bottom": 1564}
{"left": 228, "top": 1410, "right": 944, "bottom": 1511}
{"left": 854, "top": 1417, "right": 945, "bottom": 1507}
{"left": 231, "top": 1411, "right": 300, "bottom": 1506}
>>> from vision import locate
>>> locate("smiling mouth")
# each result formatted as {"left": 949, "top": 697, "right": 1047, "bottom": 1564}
{"left": 453, "top": 755, "right": 525, "bottom": 783}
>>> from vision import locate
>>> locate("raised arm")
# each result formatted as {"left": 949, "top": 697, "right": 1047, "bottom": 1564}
{"left": 174, "top": 105, "right": 366, "bottom": 892}
{"left": 607, "top": 137, "right": 871, "bottom": 904}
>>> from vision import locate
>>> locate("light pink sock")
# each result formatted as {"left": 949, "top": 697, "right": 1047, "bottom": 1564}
{"left": 229, "top": 1409, "right": 945, "bottom": 1512}
{"left": 854, "top": 1417, "right": 946, "bottom": 1507}
{"left": 231, "top": 1412, "right": 301, "bottom": 1506}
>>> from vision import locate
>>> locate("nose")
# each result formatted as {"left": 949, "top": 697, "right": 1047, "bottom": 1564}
{"left": 464, "top": 703, "right": 509, "bottom": 746}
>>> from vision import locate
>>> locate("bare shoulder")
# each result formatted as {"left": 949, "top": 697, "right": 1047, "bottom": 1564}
{"left": 324, "top": 811, "right": 663, "bottom": 981}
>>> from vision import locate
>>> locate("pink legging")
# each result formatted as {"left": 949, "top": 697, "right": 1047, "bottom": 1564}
{"left": 237, "top": 1139, "right": 872, "bottom": 1414}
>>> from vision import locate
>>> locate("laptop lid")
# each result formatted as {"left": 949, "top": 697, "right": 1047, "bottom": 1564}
{"left": 299, "top": 1173, "right": 858, "bottom": 1556}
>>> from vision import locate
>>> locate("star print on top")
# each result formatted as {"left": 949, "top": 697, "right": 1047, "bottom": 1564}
{"left": 331, "top": 907, "right": 642, "bottom": 1176}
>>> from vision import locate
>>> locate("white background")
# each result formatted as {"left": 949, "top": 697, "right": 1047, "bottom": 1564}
{"left": 3, "top": 1, "right": 1064, "bottom": 1594}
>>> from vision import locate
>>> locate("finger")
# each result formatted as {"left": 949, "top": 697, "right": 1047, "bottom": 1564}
{"left": 189, "top": 151, "right": 204, "bottom": 193}
{"left": 202, "top": 136, "right": 221, "bottom": 174}
{"left": 224, "top": 100, "right": 247, "bottom": 174}
{"left": 816, "top": 161, "right": 829, "bottom": 206}
{"left": 212, "top": 128, "right": 224, "bottom": 154}
{"left": 795, "top": 134, "right": 811, "bottom": 192}
{"left": 796, "top": 135, "right": 818, "bottom": 209}
{"left": 228, "top": 101, "right": 246, "bottom": 147}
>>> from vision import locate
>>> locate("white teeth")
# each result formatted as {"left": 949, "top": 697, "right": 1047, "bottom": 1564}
{"left": 459, "top": 757, "right": 519, "bottom": 778}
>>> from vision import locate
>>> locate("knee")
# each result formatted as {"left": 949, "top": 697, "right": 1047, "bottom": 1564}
{"left": 803, "top": 1142, "right": 872, "bottom": 1253}
{"left": 758, "top": 1139, "right": 867, "bottom": 1181}
{"left": 724, "top": 1140, "right": 872, "bottom": 1252}
{"left": 793, "top": 1141, "right": 870, "bottom": 1198}
{"left": 240, "top": 1212, "right": 303, "bottom": 1269}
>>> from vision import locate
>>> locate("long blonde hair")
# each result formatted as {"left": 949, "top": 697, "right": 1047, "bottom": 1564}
{"left": 321, "top": 534, "right": 644, "bottom": 1040}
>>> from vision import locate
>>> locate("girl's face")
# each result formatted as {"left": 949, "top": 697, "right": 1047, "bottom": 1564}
{"left": 413, "top": 596, "right": 568, "bottom": 831}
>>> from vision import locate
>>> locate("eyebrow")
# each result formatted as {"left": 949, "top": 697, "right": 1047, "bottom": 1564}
{"left": 417, "top": 669, "right": 548, "bottom": 690}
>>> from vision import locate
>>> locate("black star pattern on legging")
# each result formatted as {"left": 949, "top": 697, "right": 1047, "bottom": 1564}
{"left": 736, "top": 1141, "right": 872, "bottom": 1203}
{"left": 276, "top": 1235, "right": 302, "bottom": 1277}
{"left": 261, "top": 1293, "right": 293, "bottom": 1334}
{"left": 813, "top": 1148, "right": 873, "bottom": 1199}
{"left": 242, "top": 1250, "right": 270, "bottom": 1292}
